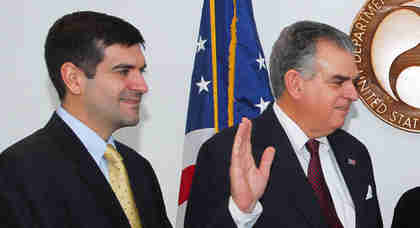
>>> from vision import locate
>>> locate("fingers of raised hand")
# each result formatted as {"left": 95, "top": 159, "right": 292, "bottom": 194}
{"left": 259, "top": 146, "right": 276, "bottom": 179}
{"left": 232, "top": 117, "right": 252, "bottom": 157}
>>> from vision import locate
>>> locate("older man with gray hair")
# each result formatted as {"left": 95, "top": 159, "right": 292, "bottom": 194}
{"left": 185, "top": 20, "right": 383, "bottom": 228}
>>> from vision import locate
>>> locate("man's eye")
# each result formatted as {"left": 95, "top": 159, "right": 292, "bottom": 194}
{"left": 352, "top": 77, "right": 360, "bottom": 87}
{"left": 333, "top": 81, "right": 345, "bottom": 86}
{"left": 119, "top": 69, "right": 130, "bottom": 76}
{"left": 140, "top": 67, "right": 147, "bottom": 73}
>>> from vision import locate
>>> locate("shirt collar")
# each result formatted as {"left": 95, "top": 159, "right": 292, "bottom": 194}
{"left": 272, "top": 103, "right": 328, "bottom": 154}
{"left": 56, "top": 106, "right": 115, "bottom": 164}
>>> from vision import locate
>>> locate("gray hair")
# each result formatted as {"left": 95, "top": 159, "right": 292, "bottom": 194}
{"left": 269, "top": 20, "right": 354, "bottom": 98}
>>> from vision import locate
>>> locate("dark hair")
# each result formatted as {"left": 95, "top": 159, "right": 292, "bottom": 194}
{"left": 44, "top": 11, "right": 145, "bottom": 100}
{"left": 269, "top": 20, "right": 354, "bottom": 98}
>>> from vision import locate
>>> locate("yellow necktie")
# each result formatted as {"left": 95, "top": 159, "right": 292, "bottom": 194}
{"left": 104, "top": 144, "right": 142, "bottom": 228}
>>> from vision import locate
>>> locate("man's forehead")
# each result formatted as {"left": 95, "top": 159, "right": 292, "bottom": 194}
{"left": 104, "top": 43, "right": 144, "bottom": 54}
{"left": 315, "top": 56, "right": 358, "bottom": 79}
{"left": 103, "top": 43, "right": 145, "bottom": 66}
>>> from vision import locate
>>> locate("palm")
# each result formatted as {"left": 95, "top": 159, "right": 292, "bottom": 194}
{"left": 230, "top": 118, "right": 275, "bottom": 213}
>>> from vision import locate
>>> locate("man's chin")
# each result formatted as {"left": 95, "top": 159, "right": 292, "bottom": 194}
{"left": 333, "top": 119, "right": 346, "bottom": 130}
{"left": 324, "top": 118, "right": 346, "bottom": 134}
{"left": 120, "top": 117, "right": 140, "bottom": 128}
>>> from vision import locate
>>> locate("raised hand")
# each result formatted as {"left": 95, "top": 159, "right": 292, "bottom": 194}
{"left": 229, "top": 117, "right": 275, "bottom": 213}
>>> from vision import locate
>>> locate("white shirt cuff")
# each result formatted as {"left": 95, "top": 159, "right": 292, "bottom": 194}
{"left": 228, "top": 196, "right": 262, "bottom": 228}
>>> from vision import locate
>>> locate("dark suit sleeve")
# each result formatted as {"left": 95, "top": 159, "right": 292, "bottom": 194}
{"left": 143, "top": 159, "right": 173, "bottom": 228}
{"left": 0, "top": 154, "right": 40, "bottom": 228}
{"left": 0, "top": 182, "right": 24, "bottom": 228}
{"left": 391, "top": 187, "right": 420, "bottom": 228}
{"left": 184, "top": 133, "right": 237, "bottom": 228}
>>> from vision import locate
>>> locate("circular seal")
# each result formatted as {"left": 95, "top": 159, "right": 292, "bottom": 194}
{"left": 351, "top": 0, "right": 420, "bottom": 132}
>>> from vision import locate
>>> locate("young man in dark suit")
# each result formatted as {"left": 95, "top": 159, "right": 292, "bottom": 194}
{"left": 0, "top": 11, "right": 172, "bottom": 228}
{"left": 185, "top": 21, "right": 383, "bottom": 228}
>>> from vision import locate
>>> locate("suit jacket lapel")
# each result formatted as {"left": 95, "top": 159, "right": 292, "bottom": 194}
{"left": 46, "top": 113, "right": 130, "bottom": 227}
{"left": 253, "top": 106, "right": 326, "bottom": 227}
{"left": 328, "top": 132, "right": 364, "bottom": 216}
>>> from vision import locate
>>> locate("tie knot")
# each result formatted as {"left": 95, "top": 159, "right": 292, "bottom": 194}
{"left": 305, "top": 139, "right": 320, "bottom": 156}
{"left": 104, "top": 144, "right": 123, "bottom": 164}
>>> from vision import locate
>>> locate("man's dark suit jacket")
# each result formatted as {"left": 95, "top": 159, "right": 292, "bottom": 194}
{"left": 391, "top": 187, "right": 420, "bottom": 228}
{"left": 185, "top": 105, "right": 382, "bottom": 228}
{"left": 0, "top": 113, "right": 172, "bottom": 228}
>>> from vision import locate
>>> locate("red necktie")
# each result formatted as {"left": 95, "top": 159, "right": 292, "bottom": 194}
{"left": 306, "top": 139, "right": 343, "bottom": 228}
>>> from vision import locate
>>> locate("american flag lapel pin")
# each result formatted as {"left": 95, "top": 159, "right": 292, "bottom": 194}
{"left": 347, "top": 158, "right": 356, "bottom": 166}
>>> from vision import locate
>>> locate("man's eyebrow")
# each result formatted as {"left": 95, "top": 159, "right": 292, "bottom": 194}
{"left": 330, "top": 74, "right": 353, "bottom": 81}
{"left": 112, "top": 64, "right": 135, "bottom": 71}
{"left": 111, "top": 62, "right": 147, "bottom": 72}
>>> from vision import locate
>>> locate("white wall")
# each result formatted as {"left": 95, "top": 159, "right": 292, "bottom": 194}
{"left": 0, "top": 1, "right": 417, "bottom": 227}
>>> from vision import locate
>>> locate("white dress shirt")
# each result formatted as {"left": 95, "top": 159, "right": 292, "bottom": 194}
{"left": 229, "top": 103, "right": 355, "bottom": 228}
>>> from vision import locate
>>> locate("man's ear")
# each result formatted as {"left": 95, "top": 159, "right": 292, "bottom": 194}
{"left": 60, "top": 62, "right": 85, "bottom": 95}
{"left": 284, "top": 69, "right": 304, "bottom": 99}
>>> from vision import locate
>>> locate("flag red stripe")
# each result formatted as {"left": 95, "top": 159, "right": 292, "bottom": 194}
{"left": 178, "top": 165, "right": 196, "bottom": 205}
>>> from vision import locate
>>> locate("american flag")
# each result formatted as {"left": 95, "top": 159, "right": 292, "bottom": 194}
{"left": 176, "top": 0, "right": 273, "bottom": 227}
{"left": 348, "top": 158, "right": 357, "bottom": 166}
